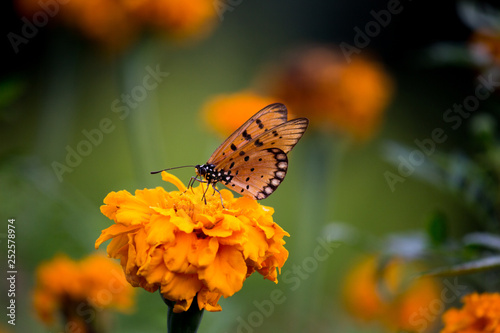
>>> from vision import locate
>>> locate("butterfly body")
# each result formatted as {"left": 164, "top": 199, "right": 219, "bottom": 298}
{"left": 194, "top": 163, "right": 233, "bottom": 187}
{"left": 194, "top": 103, "right": 308, "bottom": 201}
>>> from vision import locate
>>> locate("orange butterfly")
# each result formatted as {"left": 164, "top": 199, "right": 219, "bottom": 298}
{"left": 153, "top": 103, "right": 308, "bottom": 203}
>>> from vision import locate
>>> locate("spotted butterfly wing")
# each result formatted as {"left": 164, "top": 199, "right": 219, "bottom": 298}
{"left": 208, "top": 103, "right": 289, "bottom": 165}
{"left": 215, "top": 118, "right": 308, "bottom": 199}
{"left": 196, "top": 103, "right": 308, "bottom": 200}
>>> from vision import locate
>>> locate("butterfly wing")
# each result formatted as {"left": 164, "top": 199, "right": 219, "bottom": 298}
{"left": 221, "top": 148, "right": 289, "bottom": 200}
{"left": 207, "top": 103, "right": 288, "bottom": 165}
{"left": 216, "top": 118, "right": 309, "bottom": 199}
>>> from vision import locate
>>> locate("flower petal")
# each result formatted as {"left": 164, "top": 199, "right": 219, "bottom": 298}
{"left": 198, "top": 245, "right": 247, "bottom": 297}
{"left": 203, "top": 214, "right": 242, "bottom": 238}
{"left": 164, "top": 232, "right": 198, "bottom": 274}
{"left": 197, "top": 288, "right": 222, "bottom": 312}
{"left": 188, "top": 237, "right": 219, "bottom": 267}
{"left": 146, "top": 215, "right": 176, "bottom": 245}
{"left": 161, "top": 273, "right": 202, "bottom": 306}
{"left": 162, "top": 171, "right": 187, "bottom": 192}
{"left": 95, "top": 224, "right": 141, "bottom": 249}
{"left": 241, "top": 224, "right": 268, "bottom": 262}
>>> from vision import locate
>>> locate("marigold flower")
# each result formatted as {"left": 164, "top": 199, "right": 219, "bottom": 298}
{"left": 441, "top": 292, "right": 500, "bottom": 333}
{"left": 264, "top": 46, "right": 393, "bottom": 141}
{"left": 15, "top": 0, "right": 140, "bottom": 51}
{"left": 469, "top": 30, "right": 500, "bottom": 68}
{"left": 342, "top": 255, "right": 441, "bottom": 332}
{"left": 95, "top": 172, "right": 289, "bottom": 313}
{"left": 202, "top": 91, "right": 277, "bottom": 137}
{"left": 33, "top": 253, "right": 135, "bottom": 327}
{"left": 130, "top": 0, "right": 217, "bottom": 40}
{"left": 15, "top": 0, "right": 217, "bottom": 51}
{"left": 0, "top": 326, "right": 11, "bottom": 333}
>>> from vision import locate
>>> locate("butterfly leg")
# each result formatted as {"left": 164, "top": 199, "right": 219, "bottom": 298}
{"left": 186, "top": 176, "right": 223, "bottom": 207}
{"left": 189, "top": 176, "right": 207, "bottom": 186}
{"left": 185, "top": 176, "right": 206, "bottom": 195}
{"left": 201, "top": 182, "right": 211, "bottom": 204}
{"left": 211, "top": 184, "right": 225, "bottom": 208}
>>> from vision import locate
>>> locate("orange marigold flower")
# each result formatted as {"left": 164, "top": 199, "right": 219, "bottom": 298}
{"left": 95, "top": 172, "right": 289, "bottom": 313}
{"left": 202, "top": 91, "right": 277, "bottom": 137}
{"left": 0, "top": 326, "right": 12, "bottom": 333}
{"left": 15, "top": 0, "right": 140, "bottom": 51}
{"left": 15, "top": 0, "right": 218, "bottom": 51}
{"left": 342, "top": 255, "right": 441, "bottom": 332}
{"left": 441, "top": 292, "right": 500, "bottom": 333}
{"left": 469, "top": 30, "right": 500, "bottom": 68}
{"left": 33, "top": 253, "right": 135, "bottom": 327}
{"left": 130, "top": 0, "right": 217, "bottom": 40}
{"left": 265, "top": 46, "right": 393, "bottom": 141}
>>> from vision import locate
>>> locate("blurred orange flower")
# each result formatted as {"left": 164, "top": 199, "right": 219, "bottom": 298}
{"left": 33, "top": 253, "right": 135, "bottom": 329}
{"left": 15, "top": 0, "right": 217, "bottom": 51}
{"left": 130, "top": 0, "right": 217, "bottom": 40}
{"left": 441, "top": 292, "right": 500, "bottom": 333}
{"left": 202, "top": 91, "right": 276, "bottom": 137}
{"left": 0, "top": 327, "right": 11, "bottom": 333}
{"left": 264, "top": 46, "right": 393, "bottom": 141}
{"left": 95, "top": 172, "right": 289, "bottom": 313}
{"left": 342, "top": 255, "right": 441, "bottom": 332}
{"left": 469, "top": 30, "right": 500, "bottom": 68}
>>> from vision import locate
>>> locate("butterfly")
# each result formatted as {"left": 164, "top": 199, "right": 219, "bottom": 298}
{"left": 152, "top": 103, "right": 309, "bottom": 204}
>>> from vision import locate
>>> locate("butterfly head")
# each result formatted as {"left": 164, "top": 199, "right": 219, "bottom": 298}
{"left": 195, "top": 164, "right": 217, "bottom": 183}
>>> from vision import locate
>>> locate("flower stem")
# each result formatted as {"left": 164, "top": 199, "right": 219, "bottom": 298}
{"left": 61, "top": 298, "right": 98, "bottom": 333}
{"left": 293, "top": 131, "right": 346, "bottom": 326}
{"left": 160, "top": 292, "right": 204, "bottom": 333}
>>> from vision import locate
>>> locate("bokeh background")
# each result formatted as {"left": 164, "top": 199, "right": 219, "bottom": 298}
{"left": 2, "top": 0, "right": 500, "bottom": 332}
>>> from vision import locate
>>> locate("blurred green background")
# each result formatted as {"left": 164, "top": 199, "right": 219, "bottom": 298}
{"left": 2, "top": 0, "right": 499, "bottom": 332}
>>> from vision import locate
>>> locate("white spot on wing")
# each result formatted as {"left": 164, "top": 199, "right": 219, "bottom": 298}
{"left": 276, "top": 153, "right": 286, "bottom": 160}
{"left": 277, "top": 161, "right": 288, "bottom": 169}
{"left": 271, "top": 178, "right": 280, "bottom": 186}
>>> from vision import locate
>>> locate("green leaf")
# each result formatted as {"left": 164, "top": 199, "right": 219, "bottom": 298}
{"left": 0, "top": 77, "right": 25, "bottom": 109}
{"left": 463, "top": 232, "right": 500, "bottom": 251}
{"left": 424, "top": 255, "right": 500, "bottom": 277}
{"left": 427, "top": 211, "right": 448, "bottom": 246}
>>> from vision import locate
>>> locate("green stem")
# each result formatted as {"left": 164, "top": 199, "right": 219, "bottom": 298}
{"left": 117, "top": 37, "right": 167, "bottom": 184}
{"left": 160, "top": 292, "right": 204, "bottom": 333}
{"left": 293, "top": 131, "right": 346, "bottom": 327}
{"left": 61, "top": 298, "right": 98, "bottom": 333}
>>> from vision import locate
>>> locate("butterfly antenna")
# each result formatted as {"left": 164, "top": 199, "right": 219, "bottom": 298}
{"left": 150, "top": 165, "right": 196, "bottom": 174}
